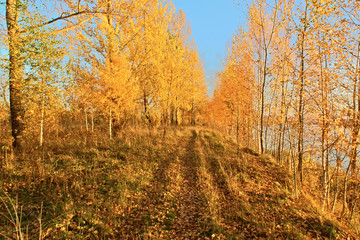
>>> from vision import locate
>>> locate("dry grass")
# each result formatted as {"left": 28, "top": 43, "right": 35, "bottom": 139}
{"left": 0, "top": 127, "right": 179, "bottom": 239}
{"left": 0, "top": 126, "right": 358, "bottom": 239}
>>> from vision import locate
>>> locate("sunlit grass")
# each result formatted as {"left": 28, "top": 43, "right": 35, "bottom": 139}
{"left": 0, "top": 126, "right": 358, "bottom": 239}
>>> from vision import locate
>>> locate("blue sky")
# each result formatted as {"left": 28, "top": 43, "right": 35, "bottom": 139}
{"left": 0, "top": 1, "right": 248, "bottom": 96}
{"left": 171, "top": 0, "right": 248, "bottom": 96}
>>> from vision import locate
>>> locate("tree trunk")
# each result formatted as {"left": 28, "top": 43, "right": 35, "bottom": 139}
{"left": 297, "top": 2, "right": 308, "bottom": 184}
{"left": 347, "top": 39, "right": 360, "bottom": 213}
{"left": 85, "top": 108, "right": 89, "bottom": 131}
{"left": 321, "top": 118, "right": 327, "bottom": 209}
{"left": 6, "top": 0, "right": 24, "bottom": 149}
{"left": 351, "top": 40, "right": 360, "bottom": 177}
{"left": 91, "top": 109, "right": 94, "bottom": 133}
{"left": 170, "top": 106, "right": 174, "bottom": 125}
{"left": 331, "top": 154, "right": 341, "bottom": 212}
{"left": 257, "top": 50, "right": 262, "bottom": 154}
{"left": 319, "top": 42, "right": 329, "bottom": 209}
{"left": 175, "top": 107, "right": 178, "bottom": 126}
{"left": 325, "top": 54, "right": 330, "bottom": 208}
{"left": 293, "top": 148, "right": 298, "bottom": 199}
{"left": 289, "top": 127, "right": 298, "bottom": 199}
{"left": 143, "top": 92, "right": 151, "bottom": 125}
{"left": 341, "top": 162, "right": 351, "bottom": 218}
{"left": 236, "top": 97, "right": 240, "bottom": 161}
{"left": 182, "top": 109, "right": 185, "bottom": 125}
{"left": 40, "top": 96, "right": 45, "bottom": 147}
{"left": 109, "top": 107, "right": 112, "bottom": 139}
{"left": 191, "top": 97, "right": 195, "bottom": 125}
{"left": 277, "top": 56, "right": 288, "bottom": 165}
{"left": 260, "top": 48, "right": 268, "bottom": 154}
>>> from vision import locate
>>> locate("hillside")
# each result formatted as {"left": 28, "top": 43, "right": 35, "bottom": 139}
{"left": 0, "top": 127, "right": 357, "bottom": 239}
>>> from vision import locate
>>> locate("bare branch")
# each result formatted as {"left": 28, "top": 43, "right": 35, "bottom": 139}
{"left": 20, "top": 9, "right": 99, "bottom": 33}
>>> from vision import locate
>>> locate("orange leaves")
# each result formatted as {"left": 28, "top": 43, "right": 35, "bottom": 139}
{"left": 206, "top": 31, "right": 254, "bottom": 136}
{"left": 98, "top": 55, "right": 137, "bottom": 114}
{"left": 70, "top": 0, "right": 206, "bottom": 126}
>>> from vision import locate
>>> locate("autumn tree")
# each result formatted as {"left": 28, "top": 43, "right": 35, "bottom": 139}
{"left": 221, "top": 0, "right": 360, "bottom": 220}
{"left": 71, "top": 0, "right": 145, "bottom": 138}
{"left": 69, "top": 0, "right": 206, "bottom": 136}
{"left": 271, "top": 0, "right": 295, "bottom": 165}
{"left": 128, "top": 0, "right": 170, "bottom": 125}
{"left": 20, "top": 13, "right": 66, "bottom": 147}
{"left": 2, "top": 0, "right": 111, "bottom": 149}
{"left": 207, "top": 29, "right": 254, "bottom": 157}
{"left": 158, "top": 9, "right": 206, "bottom": 133}
{"left": 332, "top": 0, "right": 360, "bottom": 217}
{"left": 248, "top": 0, "right": 283, "bottom": 154}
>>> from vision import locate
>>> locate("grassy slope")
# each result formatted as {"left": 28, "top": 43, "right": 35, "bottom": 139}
{"left": 0, "top": 127, "right": 357, "bottom": 239}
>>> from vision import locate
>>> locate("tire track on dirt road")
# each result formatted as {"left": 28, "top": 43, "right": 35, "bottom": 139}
{"left": 170, "top": 130, "right": 209, "bottom": 239}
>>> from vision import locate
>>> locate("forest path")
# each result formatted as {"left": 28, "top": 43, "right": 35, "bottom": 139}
{"left": 0, "top": 128, "right": 355, "bottom": 239}
{"left": 119, "top": 128, "right": 213, "bottom": 239}
{"left": 169, "top": 129, "right": 209, "bottom": 239}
